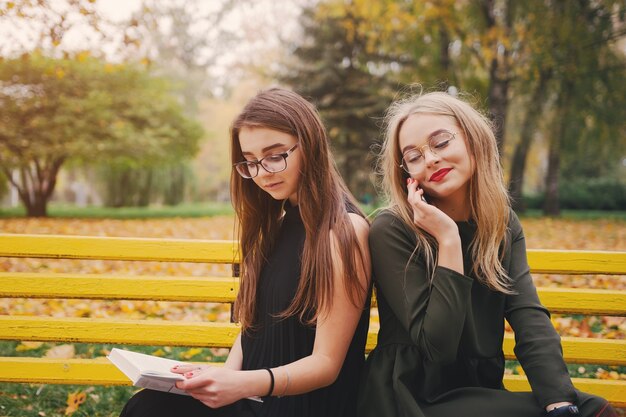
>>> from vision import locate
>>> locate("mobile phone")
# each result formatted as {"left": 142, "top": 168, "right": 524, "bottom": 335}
{"left": 417, "top": 187, "right": 428, "bottom": 204}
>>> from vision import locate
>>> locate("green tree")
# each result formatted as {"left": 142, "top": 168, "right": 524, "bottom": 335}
{"left": 0, "top": 53, "right": 203, "bottom": 216}
{"left": 279, "top": 4, "right": 397, "bottom": 199}
{"left": 539, "top": 0, "right": 625, "bottom": 215}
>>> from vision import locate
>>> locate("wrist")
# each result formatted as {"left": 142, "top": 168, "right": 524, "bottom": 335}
{"left": 438, "top": 235, "right": 461, "bottom": 246}
{"left": 545, "top": 404, "right": 579, "bottom": 416}
{"left": 436, "top": 238, "right": 463, "bottom": 274}
{"left": 242, "top": 369, "right": 274, "bottom": 399}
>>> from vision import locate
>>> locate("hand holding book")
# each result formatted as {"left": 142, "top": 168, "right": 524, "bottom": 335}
{"left": 107, "top": 348, "right": 262, "bottom": 402}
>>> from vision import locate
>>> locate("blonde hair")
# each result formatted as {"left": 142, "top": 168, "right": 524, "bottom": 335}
{"left": 378, "top": 91, "right": 512, "bottom": 292}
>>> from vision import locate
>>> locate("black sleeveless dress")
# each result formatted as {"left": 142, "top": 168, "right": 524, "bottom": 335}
{"left": 119, "top": 203, "right": 370, "bottom": 417}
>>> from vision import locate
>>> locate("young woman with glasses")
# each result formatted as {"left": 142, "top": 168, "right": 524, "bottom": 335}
{"left": 357, "top": 91, "right": 616, "bottom": 417}
{"left": 119, "top": 88, "right": 371, "bottom": 417}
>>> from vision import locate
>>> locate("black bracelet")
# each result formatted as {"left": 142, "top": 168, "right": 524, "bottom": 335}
{"left": 546, "top": 405, "right": 579, "bottom": 416}
{"left": 264, "top": 368, "right": 275, "bottom": 397}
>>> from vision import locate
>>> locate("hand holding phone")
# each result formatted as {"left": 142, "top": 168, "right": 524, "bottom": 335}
{"left": 407, "top": 178, "right": 428, "bottom": 203}
{"left": 419, "top": 190, "right": 428, "bottom": 203}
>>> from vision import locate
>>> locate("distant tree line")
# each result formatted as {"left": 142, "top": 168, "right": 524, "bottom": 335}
{"left": 0, "top": 0, "right": 624, "bottom": 216}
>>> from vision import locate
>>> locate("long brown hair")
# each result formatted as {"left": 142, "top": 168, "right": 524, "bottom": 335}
{"left": 378, "top": 91, "right": 512, "bottom": 292}
{"left": 230, "top": 87, "right": 368, "bottom": 331}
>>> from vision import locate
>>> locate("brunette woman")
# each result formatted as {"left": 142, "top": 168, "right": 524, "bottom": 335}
{"left": 120, "top": 88, "right": 371, "bottom": 417}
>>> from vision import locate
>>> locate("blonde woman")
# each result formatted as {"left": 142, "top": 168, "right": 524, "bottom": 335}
{"left": 358, "top": 91, "right": 615, "bottom": 417}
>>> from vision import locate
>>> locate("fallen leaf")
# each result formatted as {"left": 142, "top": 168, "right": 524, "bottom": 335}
{"left": 64, "top": 391, "right": 86, "bottom": 415}
{"left": 15, "top": 341, "right": 44, "bottom": 351}
{"left": 45, "top": 344, "right": 75, "bottom": 359}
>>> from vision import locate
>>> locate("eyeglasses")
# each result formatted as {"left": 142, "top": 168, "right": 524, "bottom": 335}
{"left": 400, "top": 130, "right": 457, "bottom": 174}
{"left": 233, "top": 142, "right": 299, "bottom": 179}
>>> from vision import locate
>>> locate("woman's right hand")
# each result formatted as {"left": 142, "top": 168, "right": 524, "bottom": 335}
{"left": 407, "top": 178, "right": 463, "bottom": 275}
{"left": 406, "top": 178, "right": 459, "bottom": 246}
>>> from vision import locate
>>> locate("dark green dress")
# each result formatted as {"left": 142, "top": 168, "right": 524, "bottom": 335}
{"left": 357, "top": 210, "right": 613, "bottom": 417}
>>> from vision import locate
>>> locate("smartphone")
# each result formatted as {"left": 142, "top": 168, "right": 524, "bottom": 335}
{"left": 417, "top": 186, "right": 428, "bottom": 204}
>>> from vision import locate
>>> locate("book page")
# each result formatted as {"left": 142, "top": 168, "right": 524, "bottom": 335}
{"left": 108, "top": 348, "right": 263, "bottom": 401}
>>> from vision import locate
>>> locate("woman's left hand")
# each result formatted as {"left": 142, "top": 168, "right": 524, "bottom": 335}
{"left": 175, "top": 366, "right": 247, "bottom": 409}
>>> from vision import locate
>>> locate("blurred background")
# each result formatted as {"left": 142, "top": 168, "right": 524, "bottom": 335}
{"left": 0, "top": 0, "right": 625, "bottom": 217}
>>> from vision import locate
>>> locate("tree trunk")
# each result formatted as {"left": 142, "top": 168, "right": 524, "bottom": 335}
{"left": 487, "top": 61, "right": 509, "bottom": 155}
{"left": 543, "top": 80, "right": 573, "bottom": 216}
{"left": 509, "top": 70, "right": 552, "bottom": 212}
{"left": 543, "top": 135, "right": 561, "bottom": 216}
{"left": 480, "top": 0, "right": 513, "bottom": 156}
{"left": 439, "top": 22, "right": 451, "bottom": 88}
{"left": 25, "top": 198, "right": 48, "bottom": 217}
{"left": 2, "top": 158, "right": 64, "bottom": 217}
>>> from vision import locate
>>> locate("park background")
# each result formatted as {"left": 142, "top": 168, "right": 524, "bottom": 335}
{"left": 0, "top": 0, "right": 624, "bottom": 416}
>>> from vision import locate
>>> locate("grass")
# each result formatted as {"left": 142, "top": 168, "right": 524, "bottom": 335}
{"left": 0, "top": 202, "right": 234, "bottom": 219}
{"left": 1, "top": 202, "right": 624, "bottom": 221}
{"left": 0, "top": 383, "right": 134, "bottom": 417}
{"left": 520, "top": 209, "right": 626, "bottom": 221}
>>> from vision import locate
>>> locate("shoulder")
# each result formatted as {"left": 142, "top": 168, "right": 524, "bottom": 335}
{"left": 348, "top": 212, "right": 369, "bottom": 240}
{"left": 506, "top": 208, "right": 524, "bottom": 241}
{"left": 370, "top": 209, "right": 413, "bottom": 240}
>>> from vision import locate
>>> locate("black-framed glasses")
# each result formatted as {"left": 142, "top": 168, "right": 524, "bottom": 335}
{"left": 233, "top": 142, "right": 299, "bottom": 179}
{"left": 400, "top": 131, "right": 457, "bottom": 174}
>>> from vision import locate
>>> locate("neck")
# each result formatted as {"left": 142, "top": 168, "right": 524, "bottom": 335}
{"left": 430, "top": 192, "right": 471, "bottom": 221}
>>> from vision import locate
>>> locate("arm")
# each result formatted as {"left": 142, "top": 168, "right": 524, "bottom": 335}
{"left": 224, "top": 333, "right": 243, "bottom": 370}
{"left": 266, "top": 213, "right": 372, "bottom": 394}
{"left": 177, "top": 214, "right": 371, "bottom": 407}
{"left": 370, "top": 210, "right": 473, "bottom": 363}
{"left": 504, "top": 213, "right": 577, "bottom": 409}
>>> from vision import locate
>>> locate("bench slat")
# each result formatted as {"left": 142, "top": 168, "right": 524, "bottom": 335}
{"left": 2, "top": 316, "right": 624, "bottom": 366}
{"left": 502, "top": 375, "right": 626, "bottom": 407}
{"left": 534, "top": 288, "right": 626, "bottom": 316}
{"left": 365, "top": 331, "right": 625, "bottom": 366}
{"left": 0, "top": 358, "right": 622, "bottom": 407}
{"left": 0, "top": 234, "right": 239, "bottom": 263}
{"left": 0, "top": 273, "right": 239, "bottom": 303}
{"left": 2, "top": 234, "right": 625, "bottom": 274}
{"left": 502, "top": 335, "right": 626, "bottom": 366}
{"left": 526, "top": 249, "right": 626, "bottom": 275}
{"left": 2, "top": 273, "right": 625, "bottom": 317}
{"left": 0, "top": 316, "right": 239, "bottom": 347}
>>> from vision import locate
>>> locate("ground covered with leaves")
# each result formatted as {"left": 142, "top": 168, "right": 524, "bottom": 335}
{"left": 0, "top": 215, "right": 624, "bottom": 416}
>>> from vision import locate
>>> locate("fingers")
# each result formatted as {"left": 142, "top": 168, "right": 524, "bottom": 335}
{"left": 406, "top": 178, "right": 426, "bottom": 207}
{"left": 171, "top": 364, "right": 204, "bottom": 374}
{"left": 176, "top": 370, "right": 209, "bottom": 390}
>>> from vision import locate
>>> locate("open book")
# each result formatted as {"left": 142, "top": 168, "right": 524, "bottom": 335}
{"left": 107, "top": 348, "right": 263, "bottom": 402}
{"left": 107, "top": 348, "right": 188, "bottom": 395}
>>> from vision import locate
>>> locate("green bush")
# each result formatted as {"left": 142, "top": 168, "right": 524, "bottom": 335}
{"left": 524, "top": 178, "right": 626, "bottom": 211}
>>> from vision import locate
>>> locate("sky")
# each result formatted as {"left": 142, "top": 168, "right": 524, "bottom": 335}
{"left": 1, "top": 0, "right": 304, "bottom": 78}
{"left": 95, "top": 0, "right": 143, "bottom": 21}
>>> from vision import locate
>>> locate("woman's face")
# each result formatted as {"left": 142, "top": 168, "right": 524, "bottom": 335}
{"left": 238, "top": 126, "right": 302, "bottom": 205}
{"left": 398, "top": 113, "right": 474, "bottom": 207}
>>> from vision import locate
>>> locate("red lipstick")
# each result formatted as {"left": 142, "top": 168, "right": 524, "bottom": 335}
{"left": 429, "top": 168, "right": 452, "bottom": 182}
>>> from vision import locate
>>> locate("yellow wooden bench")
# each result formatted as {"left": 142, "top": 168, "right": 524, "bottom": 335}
{"left": 1, "top": 233, "right": 625, "bottom": 406}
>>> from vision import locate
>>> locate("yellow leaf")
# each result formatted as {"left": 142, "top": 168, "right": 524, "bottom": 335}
{"left": 15, "top": 341, "right": 43, "bottom": 351}
{"left": 181, "top": 348, "right": 202, "bottom": 360}
{"left": 152, "top": 348, "right": 166, "bottom": 357}
{"left": 65, "top": 391, "right": 86, "bottom": 415}
{"left": 45, "top": 344, "right": 75, "bottom": 359}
